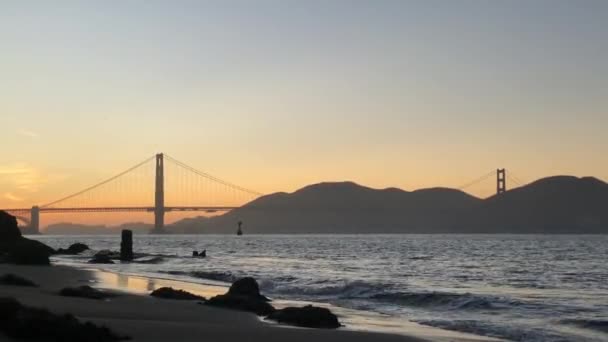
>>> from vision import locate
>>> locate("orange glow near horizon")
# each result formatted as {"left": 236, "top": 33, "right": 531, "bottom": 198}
{"left": 1, "top": 2, "right": 607, "bottom": 227}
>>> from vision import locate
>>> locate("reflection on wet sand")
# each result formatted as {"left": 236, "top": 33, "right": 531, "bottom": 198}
{"left": 94, "top": 270, "right": 226, "bottom": 299}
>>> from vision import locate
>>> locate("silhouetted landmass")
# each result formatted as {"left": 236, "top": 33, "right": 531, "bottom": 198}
{"left": 168, "top": 176, "right": 608, "bottom": 234}
{"left": 461, "top": 176, "right": 608, "bottom": 233}
{"left": 1, "top": 211, "right": 55, "bottom": 265}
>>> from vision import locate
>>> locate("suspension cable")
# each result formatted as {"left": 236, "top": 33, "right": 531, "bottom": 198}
{"left": 457, "top": 170, "right": 496, "bottom": 190}
{"left": 41, "top": 155, "right": 156, "bottom": 208}
{"left": 164, "top": 154, "right": 263, "bottom": 197}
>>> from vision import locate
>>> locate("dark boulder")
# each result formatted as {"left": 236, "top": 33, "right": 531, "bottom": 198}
{"left": 88, "top": 250, "right": 118, "bottom": 264}
{"left": 0, "top": 296, "right": 128, "bottom": 341}
{"left": 88, "top": 255, "right": 114, "bottom": 264}
{"left": 5, "top": 238, "right": 55, "bottom": 265}
{"left": 0, "top": 211, "right": 54, "bottom": 265}
{"left": 0, "top": 297, "right": 21, "bottom": 320}
{"left": 205, "top": 277, "right": 274, "bottom": 316}
{"left": 56, "top": 243, "right": 90, "bottom": 255}
{"left": 206, "top": 293, "right": 275, "bottom": 316}
{"left": 266, "top": 305, "right": 341, "bottom": 329}
{"left": 60, "top": 286, "right": 112, "bottom": 300}
{"left": 0, "top": 211, "right": 21, "bottom": 240}
{"left": 0, "top": 274, "right": 37, "bottom": 287}
{"left": 150, "top": 287, "right": 205, "bottom": 301}
{"left": 227, "top": 277, "right": 269, "bottom": 301}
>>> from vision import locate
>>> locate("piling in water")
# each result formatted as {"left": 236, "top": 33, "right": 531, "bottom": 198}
{"left": 120, "top": 230, "right": 133, "bottom": 261}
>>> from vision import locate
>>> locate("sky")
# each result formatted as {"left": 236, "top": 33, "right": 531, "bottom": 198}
{"left": 1, "top": 0, "right": 607, "bottom": 224}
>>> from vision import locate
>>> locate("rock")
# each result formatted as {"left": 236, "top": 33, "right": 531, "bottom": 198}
{"left": 0, "top": 211, "right": 21, "bottom": 240}
{"left": 56, "top": 243, "right": 90, "bottom": 255}
{"left": 205, "top": 277, "right": 274, "bottom": 316}
{"left": 150, "top": 287, "right": 205, "bottom": 301}
{"left": 88, "top": 255, "right": 114, "bottom": 264}
{"left": 266, "top": 305, "right": 341, "bottom": 329}
{"left": 60, "top": 286, "right": 112, "bottom": 300}
{"left": 5, "top": 238, "right": 55, "bottom": 265}
{"left": 0, "top": 297, "right": 21, "bottom": 320}
{"left": 88, "top": 250, "right": 118, "bottom": 264}
{"left": 0, "top": 296, "right": 128, "bottom": 341}
{"left": 205, "top": 293, "right": 275, "bottom": 316}
{"left": 0, "top": 211, "right": 54, "bottom": 265}
{"left": 0, "top": 274, "right": 37, "bottom": 287}
{"left": 227, "top": 277, "right": 269, "bottom": 301}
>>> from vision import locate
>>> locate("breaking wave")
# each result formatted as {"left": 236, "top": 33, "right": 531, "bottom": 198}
{"left": 162, "top": 270, "right": 238, "bottom": 283}
{"left": 371, "top": 291, "right": 521, "bottom": 310}
{"left": 265, "top": 280, "right": 388, "bottom": 299}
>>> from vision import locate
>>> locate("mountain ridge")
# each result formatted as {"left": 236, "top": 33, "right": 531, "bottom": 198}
{"left": 168, "top": 175, "right": 608, "bottom": 234}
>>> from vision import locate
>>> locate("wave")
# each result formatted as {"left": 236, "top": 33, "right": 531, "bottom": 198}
{"left": 371, "top": 291, "right": 520, "bottom": 310}
{"left": 266, "top": 280, "right": 388, "bottom": 299}
{"left": 162, "top": 270, "right": 238, "bottom": 283}
{"left": 561, "top": 319, "right": 608, "bottom": 333}
{"left": 418, "top": 319, "right": 574, "bottom": 342}
{"left": 132, "top": 256, "right": 165, "bottom": 264}
{"left": 262, "top": 281, "right": 519, "bottom": 312}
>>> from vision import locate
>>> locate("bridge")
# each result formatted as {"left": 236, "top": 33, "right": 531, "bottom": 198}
{"left": 1, "top": 153, "right": 523, "bottom": 234}
{"left": 2, "top": 153, "right": 262, "bottom": 234}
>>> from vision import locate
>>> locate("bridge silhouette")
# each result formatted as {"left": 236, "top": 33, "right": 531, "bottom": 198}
{"left": 2, "top": 153, "right": 262, "bottom": 234}
{"left": 2, "top": 153, "right": 523, "bottom": 234}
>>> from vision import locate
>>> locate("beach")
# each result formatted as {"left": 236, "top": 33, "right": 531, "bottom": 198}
{"left": 0, "top": 263, "right": 426, "bottom": 342}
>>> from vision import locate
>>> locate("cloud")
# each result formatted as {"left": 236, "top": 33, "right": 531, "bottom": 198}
{"left": 17, "top": 129, "right": 39, "bottom": 138}
{"left": 4, "top": 192, "right": 24, "bottom": 202}
{"left": 0, "top": 163, "right": 43, "bottom": 193}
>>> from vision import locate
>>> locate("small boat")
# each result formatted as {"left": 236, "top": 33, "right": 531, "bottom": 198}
{"left": 237, "top": 221, "right": 243, "bottom": 236}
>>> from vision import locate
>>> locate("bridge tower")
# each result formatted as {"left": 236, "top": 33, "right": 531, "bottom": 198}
{"left": 30, "top": 206, "right": 40, "bottom": 234}
{"left": 153, "top": 153, "right": 165, "bottom": 233}
{"left": 496, "top": 169, "right": 506, "bottom": 195}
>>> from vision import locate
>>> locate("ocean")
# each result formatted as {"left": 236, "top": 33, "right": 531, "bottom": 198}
{"left": 32, "top": 234, "right": 608, "bottom": 342}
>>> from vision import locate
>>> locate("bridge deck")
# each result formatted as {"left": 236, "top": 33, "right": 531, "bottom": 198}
{"left": 2, "top": 206, "right": 238, "bottom": 214}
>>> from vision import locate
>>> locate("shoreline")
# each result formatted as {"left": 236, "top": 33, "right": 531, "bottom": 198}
{"left": 0, "top": 263, "right": 428, "bottom": 342}
{"left": 84, "top": 265, "right": 502, "bottom": 342}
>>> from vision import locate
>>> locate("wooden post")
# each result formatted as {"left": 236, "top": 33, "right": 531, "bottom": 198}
{"left": 120, "top": 229, "right": 133, "bottom": 261}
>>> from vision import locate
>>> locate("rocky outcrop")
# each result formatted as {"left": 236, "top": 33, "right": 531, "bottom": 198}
{"left": 56, "top": 243, "right": 90, "bottom": 255}
{"left": 0, "top": 297, "right": 128, "bottom": 341}
{"left": 0, "top": 274, "right": 37, "bottom": 287}
{"left": 60, "top": 286, "right": 113, "bottom": 300}
{"left": 150, "top": 287, "right": 205, "bottom": 301}
{"left": 266, "top": 305, "right": 341, "bottom": 329}
{"left": 0, "top": 211, "right": 54, "bottom": 265}
{"left": 88, "top": 250, "right": 118, "bottom": 264}
{"left": 226, "top": 277, "right": 269, "bottom": 301}
{"left": 205, "top": 277, "right": 274, "bottom": 316}
{"left": 0, "top": 211, "right": 20, "bottom": 240}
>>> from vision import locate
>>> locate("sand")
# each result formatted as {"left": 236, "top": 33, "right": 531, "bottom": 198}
{"left": 0, "top": 264, "right": 425, "bottom": 342}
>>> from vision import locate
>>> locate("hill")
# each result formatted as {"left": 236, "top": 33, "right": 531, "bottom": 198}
{"left": 461, "top": 176, "right": 608, "bottom": 233}
{"left": 168, "top": 177, "right": 608, "bottom": 234}
{"left": 168, "top": 181, "right": 482, "bottom": 233}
